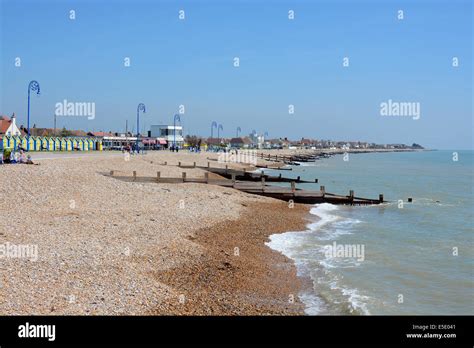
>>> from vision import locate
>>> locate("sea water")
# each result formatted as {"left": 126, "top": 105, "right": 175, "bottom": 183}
{"left": 265, "top": 150, "right": 473, "bottom": 315}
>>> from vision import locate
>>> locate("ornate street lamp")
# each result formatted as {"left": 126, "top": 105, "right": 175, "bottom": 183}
{"left": 27, "top": 80, "right": 40, "bottom": 151}
{"left": 218, "top": 124, "right": 223, "bottom": 143}
{"left": 173, "top": 113, "right": 181, "bottom": 149}
{"left": 211, "top": 121, "right": 217, "bottom": 139}
{"left": 136, "top": 103, "right": 146, "bottom": 152}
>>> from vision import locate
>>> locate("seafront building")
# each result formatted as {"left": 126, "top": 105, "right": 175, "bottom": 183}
{"left": 149, "top": 125, "right": 184, "bottom": 148}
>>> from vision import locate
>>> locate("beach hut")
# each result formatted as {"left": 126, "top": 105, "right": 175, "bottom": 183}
{"left": 32, "top": 136, "right": 41, "bottom": 151}
{"left": 40, "top": 137, "right": 48, "bottom": 151}
{"left": 48, "top": 137, "right": 54, "bottom": 151}
{"left": 53, "top": 137, "right": 60, "bottom": 151}
{"left": 3, "top": 136, "right": 10, "bottom": 149}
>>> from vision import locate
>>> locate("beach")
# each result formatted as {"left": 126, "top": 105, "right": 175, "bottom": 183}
{"left": 0, "top": 150, "right": 310, "bottom": 315}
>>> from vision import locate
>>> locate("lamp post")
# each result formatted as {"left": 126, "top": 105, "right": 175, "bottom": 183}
{"left": 173, "top": 113, "right": 181, "bottom": 150}
{"left": 136, "top": 103, "right": 146, "bottom": 152}
{"left": 27, "top": 80, "right": 40, "bottom": 151}
{"left": 236, "top": 127, "right": 241, "bottom": 137}
{"left": 211, "top": 121, "right": 217, "bottom": 139}
{"left": 218, "top": 124, "right": 223, "bottom": 144}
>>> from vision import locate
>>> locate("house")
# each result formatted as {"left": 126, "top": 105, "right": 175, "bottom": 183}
{"left": 0, "top": 113, "right": 23, "bottom": 136}
{"left": 206, "top": 137, "right": 223, "bottom": 146}
{"left": 300, "top": 138, "right": 314, "bottom": 148}
{"left": 229, "top": 137, "right": 252, "bottom": 149}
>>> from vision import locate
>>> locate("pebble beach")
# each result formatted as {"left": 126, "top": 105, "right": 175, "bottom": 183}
{"left": 0, "top": 151, "right": 310, "bottom": 315}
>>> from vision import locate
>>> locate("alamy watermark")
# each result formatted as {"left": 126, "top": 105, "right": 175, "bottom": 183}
{"left": 0, "top": 242, "right": 38, "bottom": 262}
{"left": 55, "top": 99, "right": 95, "bottom": 120}
{"left": 380, "top": 99, "right": 420, "bottom": 120}
{"left": 218, "top": 150, "right": 257, "bottom": 165}
{"left": 323, "top": 242, "right": 365, "bottom": 262}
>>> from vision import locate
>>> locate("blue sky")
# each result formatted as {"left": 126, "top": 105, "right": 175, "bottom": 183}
{"left": 1, "top": 0, "right": 472, "bottom": 149}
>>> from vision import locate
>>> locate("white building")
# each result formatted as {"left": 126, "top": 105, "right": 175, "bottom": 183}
{"left": 248, "top": 131, "right": 265, "bottom": 149}
{"left": 0, "top": 113, "right": 22, "bottom": 136}
{"left": 150, "top": 125, "right": 184, "bottom": 148}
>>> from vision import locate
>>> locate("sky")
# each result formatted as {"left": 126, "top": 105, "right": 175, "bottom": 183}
{"left": 0, "top": 0, "right": 472, "bottom": 149}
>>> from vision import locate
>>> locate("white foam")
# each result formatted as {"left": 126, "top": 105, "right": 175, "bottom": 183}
{"left": 265, "top": 203, "right": 371, "bottom": 315}
{"left": 266, "top": 204, "right": 340, "bottom": 256}
{"left": 295, "top": 161, "right": 328, "bottom": 167}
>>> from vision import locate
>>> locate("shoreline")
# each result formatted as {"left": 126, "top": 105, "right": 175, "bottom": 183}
{"left": 150, "top": 201, "right": 312, "bottom": 315}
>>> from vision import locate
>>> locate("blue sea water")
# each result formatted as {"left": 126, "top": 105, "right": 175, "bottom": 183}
{"left": 265, "top": 150, "right": 473, "bottom": 315}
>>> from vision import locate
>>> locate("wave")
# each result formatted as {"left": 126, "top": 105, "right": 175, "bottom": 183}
{"left": 266, "top": 203, "right": 371, "bottom": 315}
{"left": 295, "top": 161, "right": 329, "bottom": 167}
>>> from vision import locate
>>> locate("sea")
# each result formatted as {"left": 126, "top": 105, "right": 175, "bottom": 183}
{"left": 265, "top": 150, "right": 473, "bottom": 315}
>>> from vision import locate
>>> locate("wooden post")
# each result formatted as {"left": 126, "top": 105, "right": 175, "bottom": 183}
{"left": 110, "top": 170, "right": 114, "bottom": 176}
{"left": 133, "top": 171, "right": 137, "bottom": 181}
{"left": 320, "top": 185, "right": 325, "bottom": 196}
{"left": 279, "top": 173, "right": 282, "bottom": 179}
{"left": 164, "top": 161, "right": 167, "bottom": 165}
{"left": 297, "top": 175, "right": 301, "bottom": 182}
{"left": 156, "top": 172, "right": 160, "bottom": 182}
{"left": 291, "top": 181, "right": 296, "bottom": 192}
{"left": 349, "top": 190, "right": 354, "bottom": 204}
{"left": 178, "top": 161, "right": 181, "bottom": 167}
{"left": 225, "top": 165, "right": 228, "bottom": 174}
{"left": 232, "top": 173, "right": 236, "bottom": 186}
{"left": 182, "top": 172, "right": 186, "bottom": 182}
{"left": 193, "top": 162, "right": 196, "bottom": 168}
{"left": 207, "top": 161, "right": 210, "bottom": 168}
{"left": 379, "top": 194, "right": 384, "bottom": 203}
{"left": 205, "top": 172, "right": 209, "bottom": 184}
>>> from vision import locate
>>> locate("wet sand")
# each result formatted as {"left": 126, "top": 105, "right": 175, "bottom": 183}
{"left": 151, "top": 201, "right": 310, "bottom": 315}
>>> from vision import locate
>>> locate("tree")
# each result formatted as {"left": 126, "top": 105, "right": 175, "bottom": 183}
{"left": 185, "top": 135, "right": 202, "bottom": 147}
{"left": 60, "top": 127, "right": 72, "bottom": 137}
